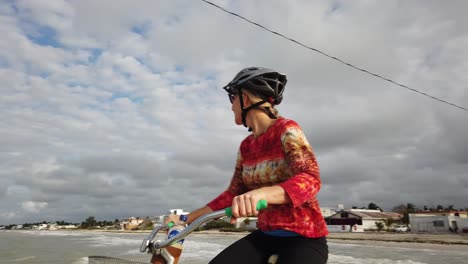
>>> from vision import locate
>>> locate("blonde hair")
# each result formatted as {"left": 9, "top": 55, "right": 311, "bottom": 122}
{"left": 243, "top": 90, "right": 279, "bottom": 119}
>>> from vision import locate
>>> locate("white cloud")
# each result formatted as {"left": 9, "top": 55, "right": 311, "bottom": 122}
{"left": 21, "top": 201, "right": 48, "bottom": 213}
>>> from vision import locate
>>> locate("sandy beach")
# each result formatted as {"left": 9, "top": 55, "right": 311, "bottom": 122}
{"left": 326, "top": 232, "right": 468, "bottom": 245}
{"left": 190, "top": 230, "right": 468, "bottom": 247}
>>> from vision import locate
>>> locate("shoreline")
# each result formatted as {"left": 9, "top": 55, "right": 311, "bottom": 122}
{"left": 191, "top": 230, "right": 468, "bottom": 246}
{"left": 5, "top": 229, "right": 467, "bottom": 246}
{"left": 326, "top": 232, "right": 468, "bottom": 246}
{"left": 94, "top": 229, "right": 468, "bottom": 246}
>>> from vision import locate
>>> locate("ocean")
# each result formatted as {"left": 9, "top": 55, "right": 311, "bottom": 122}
{"left": 1, "top": 230, "right": 467, "bottom": 264}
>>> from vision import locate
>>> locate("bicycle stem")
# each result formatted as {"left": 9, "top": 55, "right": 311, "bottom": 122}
{"left": 154, "top": 209, "right": 226, "bottom": 248}
{"left": 140, "top": 199, "right": 268, "bottom": 264}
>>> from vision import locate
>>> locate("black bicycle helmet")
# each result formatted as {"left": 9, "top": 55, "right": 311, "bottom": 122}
{"left": 223, "top": 67, "right": 287, "bottom": 105}
{"left": 223, "top": 67, "right": 287, "bottom": 129}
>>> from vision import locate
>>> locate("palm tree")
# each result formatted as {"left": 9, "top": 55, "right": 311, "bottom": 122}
{"left": 368, "top": 202, "right": 381, "bottom": 211}
{"left": 84, "top": 216, "right": 97, "bottom": 229}
{"left": 375, "top": 222, "right": 384, "bottom": 232}
{"left": 392, "top": 203, "right": 416, "bottom": 225}
{"left": 382, "top": 218, "right": 395, "bottom": 231}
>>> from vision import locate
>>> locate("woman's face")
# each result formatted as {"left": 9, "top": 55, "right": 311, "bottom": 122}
{"left": 231, "top": 94, "right": 243, "bottom": 125}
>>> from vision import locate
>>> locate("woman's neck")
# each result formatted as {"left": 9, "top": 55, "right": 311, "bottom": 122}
{"left": 247, "top": 111, "right": 277, "bottom": 138}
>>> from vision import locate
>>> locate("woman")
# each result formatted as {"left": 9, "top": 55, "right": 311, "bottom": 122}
{"left": 167, "top": 67, "right": 328, "bottom": 264}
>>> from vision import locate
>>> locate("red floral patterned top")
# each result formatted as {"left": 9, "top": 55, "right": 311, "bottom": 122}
{"left": 207, "top": 117, "right": 328, "bottom": 238}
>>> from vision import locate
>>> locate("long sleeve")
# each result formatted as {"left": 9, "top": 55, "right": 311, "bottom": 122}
{"left": 278, "top": 126, "right": 321, "bottom": 208}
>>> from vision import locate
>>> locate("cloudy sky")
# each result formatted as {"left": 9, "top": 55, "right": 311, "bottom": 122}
{"left": 1, "top": 0, "right": 467, "bottom": 225}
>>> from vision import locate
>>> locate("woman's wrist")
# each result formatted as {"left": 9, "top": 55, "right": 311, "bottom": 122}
{"left": 258, "top": 186, "right": 291, "bottom": 204}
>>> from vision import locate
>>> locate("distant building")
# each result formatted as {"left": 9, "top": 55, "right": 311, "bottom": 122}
{"left": 326, "top": 209, "right": 402, "bottom": 231}
{"left": 320, "top": 207, "right": 338, "bottom": 217}
{"left": 152, "top": 216, "right": 165, "bottom": 224}
{"left": 409, "top": 210, "right": 468, "bottom": 233}
{"left": 60, "top": 224, "right": 78, "bottom": 229}
{"left": 168, "top": 209, "right": 187, "bottom": 215}
{"left": 120, "top": 217, "right": 145, "bottom": 230}
{"left": 31, "top": 224, "right": 48, "bottom": 230}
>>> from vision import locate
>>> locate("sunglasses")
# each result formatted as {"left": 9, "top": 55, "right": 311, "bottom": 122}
{"left": 228, "top": 93, "right": 237, "bottom": 104}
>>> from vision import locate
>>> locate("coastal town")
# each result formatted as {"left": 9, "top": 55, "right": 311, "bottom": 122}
{"left": 2, "top": 203, "right": 467, "bottom": 237}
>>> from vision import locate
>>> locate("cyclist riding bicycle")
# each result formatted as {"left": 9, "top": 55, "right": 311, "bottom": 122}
{"left": 165, "top": 67, "right": 329, "bottom": 264}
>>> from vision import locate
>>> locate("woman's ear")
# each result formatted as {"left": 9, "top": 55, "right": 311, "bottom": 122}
{"left": 242, "top": 93, "right": 251, "bottom": 107}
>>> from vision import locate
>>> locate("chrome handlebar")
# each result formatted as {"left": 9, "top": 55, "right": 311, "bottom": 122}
{"left": 140, "top": 199, "right": 268, "bottom": 258}
{"left": 140, "top": 209, "right": 227, "bottom": 253}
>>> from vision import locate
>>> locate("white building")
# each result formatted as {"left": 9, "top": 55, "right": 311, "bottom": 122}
{"left": 60, "top": 224, "right": 78, "bottom": 229}
{"left": 120, "top": 217, "right": 146, "bottom": 230}
{"left": 409, "top": 211, "right": 468, "bottom": 233}
{"left": 152, "top": 216, "right": 165, "bottom": 224}
{"left": 31, "top": 224, "right": 48, "bottom": 230}
{"left": 168, "top": 209, "right": 189, "bottom": 215}
{"left": 327, "top": 209, "right": 402, "bottom": 231}
{"left": 320, "top": 207, "right": 338, "bottom": 217}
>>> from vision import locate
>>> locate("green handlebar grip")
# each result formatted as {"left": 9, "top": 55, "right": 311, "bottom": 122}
{"left": 167, "top": 221, "right": 174, "bottom": 228}
{"left": 256, "top": 199, "right": 268, "bottom": 211}
{"left": 225, "top": 199, "right": 268, "bottom": 217}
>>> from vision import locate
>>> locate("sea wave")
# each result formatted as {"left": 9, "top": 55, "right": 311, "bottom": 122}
{"left": 329, "top": 241, "right": 454, "bottom": 253}
{"left": 2, "top": 256, "right": 36, "bottom": 262}
{"left": 76, "top": 235, "right": 142, "bottom": 247}
{"left": 71, "top": 257, "right": 89, "bottom": 264}
{"left": 329, "top": 254, "right": 427, "bottom": 264}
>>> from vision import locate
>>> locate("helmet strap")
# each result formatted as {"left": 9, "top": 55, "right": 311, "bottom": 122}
{"left": 238, "top": 88, "right": 267, "bottom": 131}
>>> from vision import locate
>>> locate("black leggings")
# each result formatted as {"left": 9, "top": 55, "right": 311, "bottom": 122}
{"left": 209, "top": 230, "right": 328, "bottom": 264}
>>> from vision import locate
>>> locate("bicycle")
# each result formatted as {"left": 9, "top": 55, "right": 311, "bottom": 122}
{"left": 88, "top": 200, "right": 278, "bottom": 264}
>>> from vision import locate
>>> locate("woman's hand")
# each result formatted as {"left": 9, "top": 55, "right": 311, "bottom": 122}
{"left": 231, "top": 189, "right": 266, "bottom": 223}
{"left": 230, "top": 186, "right": 291, "bottom": 224}
{"left": 164, "top": 214, "right": 183, "bottom": 226}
